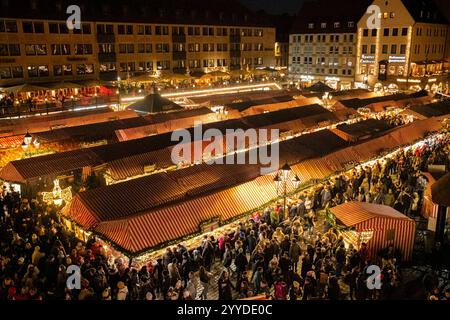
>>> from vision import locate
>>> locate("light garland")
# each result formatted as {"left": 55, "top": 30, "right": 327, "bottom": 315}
{"left": 42, "top": 179, "right": 72, "bottom": 206}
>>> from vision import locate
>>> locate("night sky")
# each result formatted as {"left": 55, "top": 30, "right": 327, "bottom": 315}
{"left": 240, "top": 0, "right": 304, "bottom": 15}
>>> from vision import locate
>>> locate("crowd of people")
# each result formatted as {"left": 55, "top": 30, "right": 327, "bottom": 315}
{"left": 0, "top": 133, "right": 449, "bottom": 301}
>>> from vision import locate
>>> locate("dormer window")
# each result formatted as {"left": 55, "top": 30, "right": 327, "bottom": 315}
{"left": 321, "top": 23, "right": 326, "bottom": 28}
{"left": 348, "top": 21, "right": 354, "bottom": 28}
{"left": 308, "top": 23, "right": 314, "bottom": 29}
{"left": 334, "top": 22, "right": 340, "bottom": 28}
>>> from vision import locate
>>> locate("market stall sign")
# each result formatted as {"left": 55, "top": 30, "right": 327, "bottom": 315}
{"left": 388, "top": 56, "right": 406, "bottom": 64}
{"left": 361, "top": 55, "right": 375, "bottom": 64}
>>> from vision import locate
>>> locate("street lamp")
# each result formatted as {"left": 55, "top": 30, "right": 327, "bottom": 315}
{"left": 22, "top": 131, "right": 40, "bottom": 158}
{"left": 274, "top": 162, "right": 301, "bottom": 216}
{"left": 24, "top": 131, "right": 32, "bottom": 145}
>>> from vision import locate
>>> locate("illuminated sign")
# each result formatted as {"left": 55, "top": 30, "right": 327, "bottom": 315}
{"left": 325, "top": 76, "right": 341, "bottom": 81}
{"left": 388, "top": 55, "right": 406, "bottom": 63}
{"left": 300, "top": 75, "right": 315, "bottom": 81}
{"left": 361, "top": 55, "right": 375, "bottom": 64}
{"left": 396, "top": 78, "right": 421, "bottom": 83}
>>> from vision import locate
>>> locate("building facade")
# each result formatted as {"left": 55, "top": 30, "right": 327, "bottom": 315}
{"left": 0, "top": 0, "right": 275, "bottom": 87}
{"left": 355, "top": 0, "right": 449, "bottom": 92}
{"left": 288, "top": 0, "right": 371, "bottom": 90}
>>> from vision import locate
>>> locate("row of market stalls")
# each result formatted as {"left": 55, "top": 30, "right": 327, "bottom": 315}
{"left": 123, "top": 67, "right": 283, "bottom": 87}
{"left": 0, "top": 90, "right": 442, "bottom": 197}
{"left": 57, "top": 116, "right": 446, "bottom": 259}
{"left": 0, "top": 81, "right": 116, "bottom": 116}
{"left": 0, "top": 102, "right": 351, "bottom": 192}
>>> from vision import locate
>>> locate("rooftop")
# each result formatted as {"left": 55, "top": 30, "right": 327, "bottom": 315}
{"left": 291, "top": 0, "right": 372, "bottom": 34}
{"left": 0, "top": 0, "right": 274, "bottom": 27}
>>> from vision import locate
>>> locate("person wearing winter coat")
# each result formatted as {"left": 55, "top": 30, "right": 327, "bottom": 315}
{"left": 168, "top": 259, "right": 181, "bottom": 287}
{"left": 198, "top": 266, "right": 212, "bottom": 300}
{"left": 218, "top": 270, "right": 234, "bottom": 300}
{"left": 185, "top": 271, "right": 197, "bottom": 300}
{"left": 116, "top": 281, "right": 128, "bottom": 300}
{"left": 383, "top": 189, "right": 396, "bottom": 207}
{"left": 289, "top": 239, "right": 301, "bottom": 272}
{"left": 234, "top": 248, "right": 248, "bottom": 279}
{"left": 327, "top": 276, "right": 341, "bottom": 300}
{"left": 246, "top": 231, "right": 257, "bottom": 255}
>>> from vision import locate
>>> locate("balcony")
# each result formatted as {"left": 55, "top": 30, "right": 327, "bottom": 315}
{"left": 172, "top": 51, "right": 187, "bottom": 61}
{"left": 97, "top": 33, "right": 116, "bottom": 43}
{"left": 98, "top": 52, "right": 116, "bottom": 63}
{"left": 230, "top": 34, "right": 241, "bottom": 43}
{"left": 172, "top": 34, "right": 186, "bottom": 43}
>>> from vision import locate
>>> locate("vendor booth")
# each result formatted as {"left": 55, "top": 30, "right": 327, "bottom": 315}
{"left": 330, "top": 202, "right": 416, "bottom": 262}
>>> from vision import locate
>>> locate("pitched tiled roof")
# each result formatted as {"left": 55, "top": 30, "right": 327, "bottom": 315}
{"left": 402, "top": 0, "right": 448, "bottom": 24}
{"left": 291, "top": 0, "right": 372, "bottom": 34}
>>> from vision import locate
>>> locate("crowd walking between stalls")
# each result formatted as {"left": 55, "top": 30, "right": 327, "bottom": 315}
{"left": 0, "top": 133, "right": 449, "bottom": 301}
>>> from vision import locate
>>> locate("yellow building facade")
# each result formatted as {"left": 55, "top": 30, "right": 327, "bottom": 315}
{"left": 0, "top": 18, "right": 275, "bottom": 87}
{"left": 355, "top": 0, "right": 449, "bottom": 92}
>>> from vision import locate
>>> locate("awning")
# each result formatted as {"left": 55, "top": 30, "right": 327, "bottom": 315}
{"left": 1, "top": 83, "right": 50, "bottom": 94}
{"left": 44, "top": 82, "right": 82, "bottom": 90}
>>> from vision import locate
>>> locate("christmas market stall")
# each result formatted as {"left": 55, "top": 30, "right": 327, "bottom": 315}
{"left": 329, "top": 202, "right": 416, "bottom": 262}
